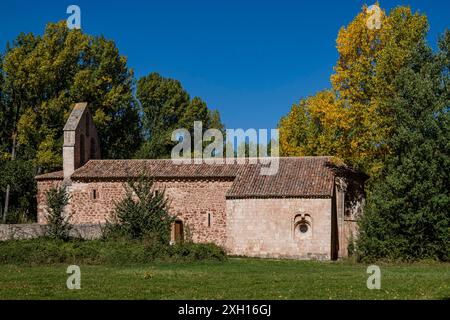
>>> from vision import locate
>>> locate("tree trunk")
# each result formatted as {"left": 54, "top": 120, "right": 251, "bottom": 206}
{"left": 2, "top": 133, "right": 16, "bottom": 223}
{"left": 3, "top": 186, "right": 11, "bottom": 223}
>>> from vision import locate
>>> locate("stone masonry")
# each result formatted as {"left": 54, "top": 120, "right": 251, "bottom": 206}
{"left": 38, "top": 178, "right": 233, "bottom": 247}
{"left": 226, "top": 198, "right": 332, "bottom": 260}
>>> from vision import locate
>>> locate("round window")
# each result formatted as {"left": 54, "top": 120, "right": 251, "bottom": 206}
{"left": 299, "top": 223, "right": 309, "bottom": 234}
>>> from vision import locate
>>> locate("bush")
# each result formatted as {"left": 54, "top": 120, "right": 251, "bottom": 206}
{"left": 45, "top": 187, "right": 71, "bottom": 240}
{"left": 0, "top": 238, "right": 227, "bottom": 265}
{"left": 3, "top": 208, "right": 34, "bottom": 224}
{"left": 104, "top": 175, "right": 175, "bottom": 243}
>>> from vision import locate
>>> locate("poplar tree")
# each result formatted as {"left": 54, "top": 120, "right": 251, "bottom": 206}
{"left": 2, "top": 21, "right": 141, "bottom": 170}
{"left": 136, "top": 72, "right": 224, "bottom": 159}
{"left": 279, "top": 5, "right": 429, "bottom": 176}
{"left": 0, "top": 21, "right": 142, "bottom": 221}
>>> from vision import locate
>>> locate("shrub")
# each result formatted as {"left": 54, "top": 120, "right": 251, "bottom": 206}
{"left": 170, "top": 243, "right": 227, "bottom": 262}
{"left": 104, "top": 175, "right": 175, "bottom": 242}
{"left": 3, "top": 208, "right": 34, "bottom": 224}
{"left": 347, "top": 233, "right": 355, "bottom": 257}
{"left": 0, "top": 238, "right": 227, "bottom": 265}
{"left": 45, "top": 187, "right": 71, "bottom": 240}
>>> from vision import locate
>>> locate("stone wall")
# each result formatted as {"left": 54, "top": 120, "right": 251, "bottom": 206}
{"left": 226, "top": 198, "right": 333, "bottom": 260}
{"left": 37, "top": 179, "right": 63, "bottom": 223}
{"left": 0, "top": 224, "right": 103, "bottom": 241}
{"left": 37, "top": 178, "right": 233, "bottom": 247}
{"left": 36, "top": 175, "right": 363, "bottom": 260}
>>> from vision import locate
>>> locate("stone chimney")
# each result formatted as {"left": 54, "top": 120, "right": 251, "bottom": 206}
{"left": 63, "top": 102, "right": 101, "bottom": 180}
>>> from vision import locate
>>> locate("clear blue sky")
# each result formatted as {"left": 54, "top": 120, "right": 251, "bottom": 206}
{"left": 1, "top": 1, "right": 449, "bottom": 131}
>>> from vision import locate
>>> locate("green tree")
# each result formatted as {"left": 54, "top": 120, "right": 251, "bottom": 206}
{"left": 106, "top": 176, "right": 175, "bottom": 242}
{"left": 0, "top": 55, "right": 6, "bottom": 158}
{"left": 0, "top": 160, "right": 37, "bottom": 223}
{"left": 2, "top": 21, "right": 141, "bottom": 170}
{"left": 136, "top": 72, "right": 190, "bottom": 158}
{"left": 357, "top": 33, "right": 450, "bottom": 261}
{"left": 0, "top": 21, "right": 142, "bottom": 221}
{"left": 45, "top": 187, "right": 71, "bottom": 240}
{"left": 208, "top": 109, "right": 225, "bottom": 134}
{"left": 136, "top": 72, "right": 224, "bottom": 158}
{"left": 180, "top": 97, "right": 210, "bottom": 131}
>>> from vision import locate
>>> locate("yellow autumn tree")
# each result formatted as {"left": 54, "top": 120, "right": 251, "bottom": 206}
{"left": 279, "top": 4, "right": 429, "bottom": 176}
{"left": 279, "top": 90, "right": 345, "bottom": 156}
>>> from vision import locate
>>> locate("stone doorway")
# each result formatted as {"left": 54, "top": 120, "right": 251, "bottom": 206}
{"left": 174, "top": 220, "right": 184, "bottom": 243}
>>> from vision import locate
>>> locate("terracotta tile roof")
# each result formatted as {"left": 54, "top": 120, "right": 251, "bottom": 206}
{"left": 36, "top": 157, "right": 336, "bottom": 198}
{"left": 35, "top": 170, "right": 64, "bottom": 180}
{"left": 70, "top": 159, "right": 245, "bottom": 179}
{"left": 226, "top": 157, "right": 335, "bottom": 199}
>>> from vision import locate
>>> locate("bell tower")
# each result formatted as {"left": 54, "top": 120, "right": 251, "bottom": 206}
{"left": 63, "top": 102, "right": 101, "bottom": 180}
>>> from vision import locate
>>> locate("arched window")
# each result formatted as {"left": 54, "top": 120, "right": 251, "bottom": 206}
{"left": 90, "top": 137, "right": 96, "bottom": 159}
{"left": 79, "top": 134, "right": 85, "bottom": 166}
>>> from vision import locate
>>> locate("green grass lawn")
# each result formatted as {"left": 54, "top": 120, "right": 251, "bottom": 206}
{"left": 0, "top": 258, "right": 449, "bottom": 300}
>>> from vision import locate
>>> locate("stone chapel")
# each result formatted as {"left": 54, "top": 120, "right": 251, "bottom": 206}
{"left": 36, "top": 103, "right": 365, "bottom": 260}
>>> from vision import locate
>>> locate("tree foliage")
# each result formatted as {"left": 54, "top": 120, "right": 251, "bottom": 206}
{"left": 279, "top": 90, "right": 342, "bottom": 157}
{"left": 0, "top": 160, "right": 36, "bottom": 220}
{"left": 279, "top": 5, "right": 429, "bottom": 176}
{"left": 1, "top": 21, "right": 141, "bottom": 170}
{"left": 105, "top": 176, "right": 175, "bottom": 242}
{"left": 45, "top": 187, "right": 71, "bottom": 240}
{"left": 136, "top": 72, "right": 224, "bottom": 159}
{"left": 0, "top": 21, "right": 144, "bottom": 222}
{"left": 0, "top": 56, "right": 6, "bottom": 157}
{"left": 357, "top": 33, "right": 450, "bottom": 261}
